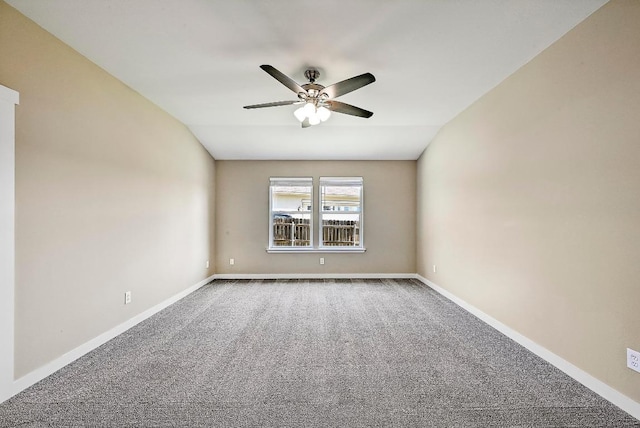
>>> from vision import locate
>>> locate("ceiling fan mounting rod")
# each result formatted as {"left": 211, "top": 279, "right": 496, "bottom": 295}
{"left": 304, "top": 68, "right": 320, "bottom": 83}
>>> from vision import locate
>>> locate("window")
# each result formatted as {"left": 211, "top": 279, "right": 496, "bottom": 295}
{"left": 319, "top": 177, "right": 363, "bottom": 248}
{"left": 268, "top": 176, "right": 364, "bottom": 252}
{"left": 269, "top": 177, "right": 313, "bottom": 248}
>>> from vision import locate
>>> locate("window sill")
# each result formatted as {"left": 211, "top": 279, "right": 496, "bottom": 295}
{"left": 266, "top": 247, "right": 366, "bottom": 254}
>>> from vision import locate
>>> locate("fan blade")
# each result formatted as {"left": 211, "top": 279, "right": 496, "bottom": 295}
{"left": 260, "top": 65, "right": 307, "bottom": 96}
{"left": 243, "top": 100, "right": 299, "bottom": 109}
{"left": 320, "top": 73, "right": 375, "bottom": 99}
{"left": 301, "top": 118, "right": 311, "bottom": 128}
{"left": 326, "top": 100, "right": 373, "bottom": 118}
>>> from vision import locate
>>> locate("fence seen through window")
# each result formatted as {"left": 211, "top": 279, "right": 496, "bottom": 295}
{"left": 319, "top": 177, "right": 362, "bottom": 248}
{"left": 269, "top": 177, "right": 363, "bottom": 250}
{"left": 270, "top": 178, "right": 312, "bottom": 247}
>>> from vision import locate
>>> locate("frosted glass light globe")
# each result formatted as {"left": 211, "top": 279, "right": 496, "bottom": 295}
{"left": 303, "top": 102, "right": 316, "bottom": 116}
{"left": 293, "top": 107, "right": 306, "bottom": 122}
{"left": 317, "top": 106, "right": 331, "bottom": 122}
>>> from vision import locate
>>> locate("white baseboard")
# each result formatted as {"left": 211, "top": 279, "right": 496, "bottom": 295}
{"left": 414, "top": 274, "right": 640, "bottom": 420}
{"left": 212, "top": 273, "right": 415, "bottom": 280}
{"left": 4, "top": 274, "right": 214, "bottom": 403}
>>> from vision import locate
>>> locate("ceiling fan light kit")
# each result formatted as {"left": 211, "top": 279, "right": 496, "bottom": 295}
{"left": 294, "top": 103, "right": 330, "bottom": 125}
{"left": 243, "top": 65, "right": 375, "bottom": 128}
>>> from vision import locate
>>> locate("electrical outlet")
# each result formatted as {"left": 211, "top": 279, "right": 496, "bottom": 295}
{"left": 320, "top": 257, "right": 325, "bottom": 265}
{"left": 628, "top": 348, "right": 640, "bottom": 373}
{"left": 124, "top": 291, "right": 131, "bottom": 305}
{"left": 433, "top": 265, "right": 437, "bottom": 273}
{"left": 230, "top": 258, "right": 235, "bottom": 265}
{"left": 206, "top": 260, "right": 209, "bottom": 269}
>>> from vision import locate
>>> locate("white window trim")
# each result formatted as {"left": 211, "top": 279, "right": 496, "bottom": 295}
{"left": 318, "top": 177, "right": 364, "bottom": 251}
{"left": 266, "top": 247, "right": 368, "bottom": 255}
{"left": 267, "top": 176, "right": 366, "bottom": 253}
{"left": 268, "top": 177, "right": 314, "bottom": 250}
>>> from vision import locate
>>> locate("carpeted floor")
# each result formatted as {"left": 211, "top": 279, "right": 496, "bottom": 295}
{"left": 0, "top": 279, "right": 638, "bottom": 427}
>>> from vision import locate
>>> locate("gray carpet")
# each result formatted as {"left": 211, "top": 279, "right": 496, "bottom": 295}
{"left": 0, "top": 279, "right": 638, "bottom": 427}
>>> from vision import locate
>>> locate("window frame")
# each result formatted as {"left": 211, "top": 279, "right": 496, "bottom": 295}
{"left": 318, "top": 177, "right": 364, "bottom": 251}
{"left": 267, "top": 176, "right": 365, "bottom": 253}
{"left": 268, "top": 177, "right": 314, "bottom": 251}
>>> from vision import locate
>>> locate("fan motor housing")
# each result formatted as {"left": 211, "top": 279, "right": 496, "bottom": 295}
{"left": 302, "top": 83, "right": 324, "bottom": 92}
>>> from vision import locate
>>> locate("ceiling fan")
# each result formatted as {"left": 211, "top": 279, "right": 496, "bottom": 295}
{"left": 243, "top": 65, "right": 375, "bottom": 128}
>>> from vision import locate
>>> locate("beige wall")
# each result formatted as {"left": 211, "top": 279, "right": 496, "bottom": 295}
{"left": 0, "top": 2, "right": 216, "bottom": 378}
{"left": 417, "top": 0, "right": 640, "bottom": 403}
{"left": 216, "top": 161, "right": 415, "bottom": 274}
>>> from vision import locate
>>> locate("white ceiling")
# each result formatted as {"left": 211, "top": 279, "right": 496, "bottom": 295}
{"left": 8, "top": 0, "right": 607, "bottom": 160}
